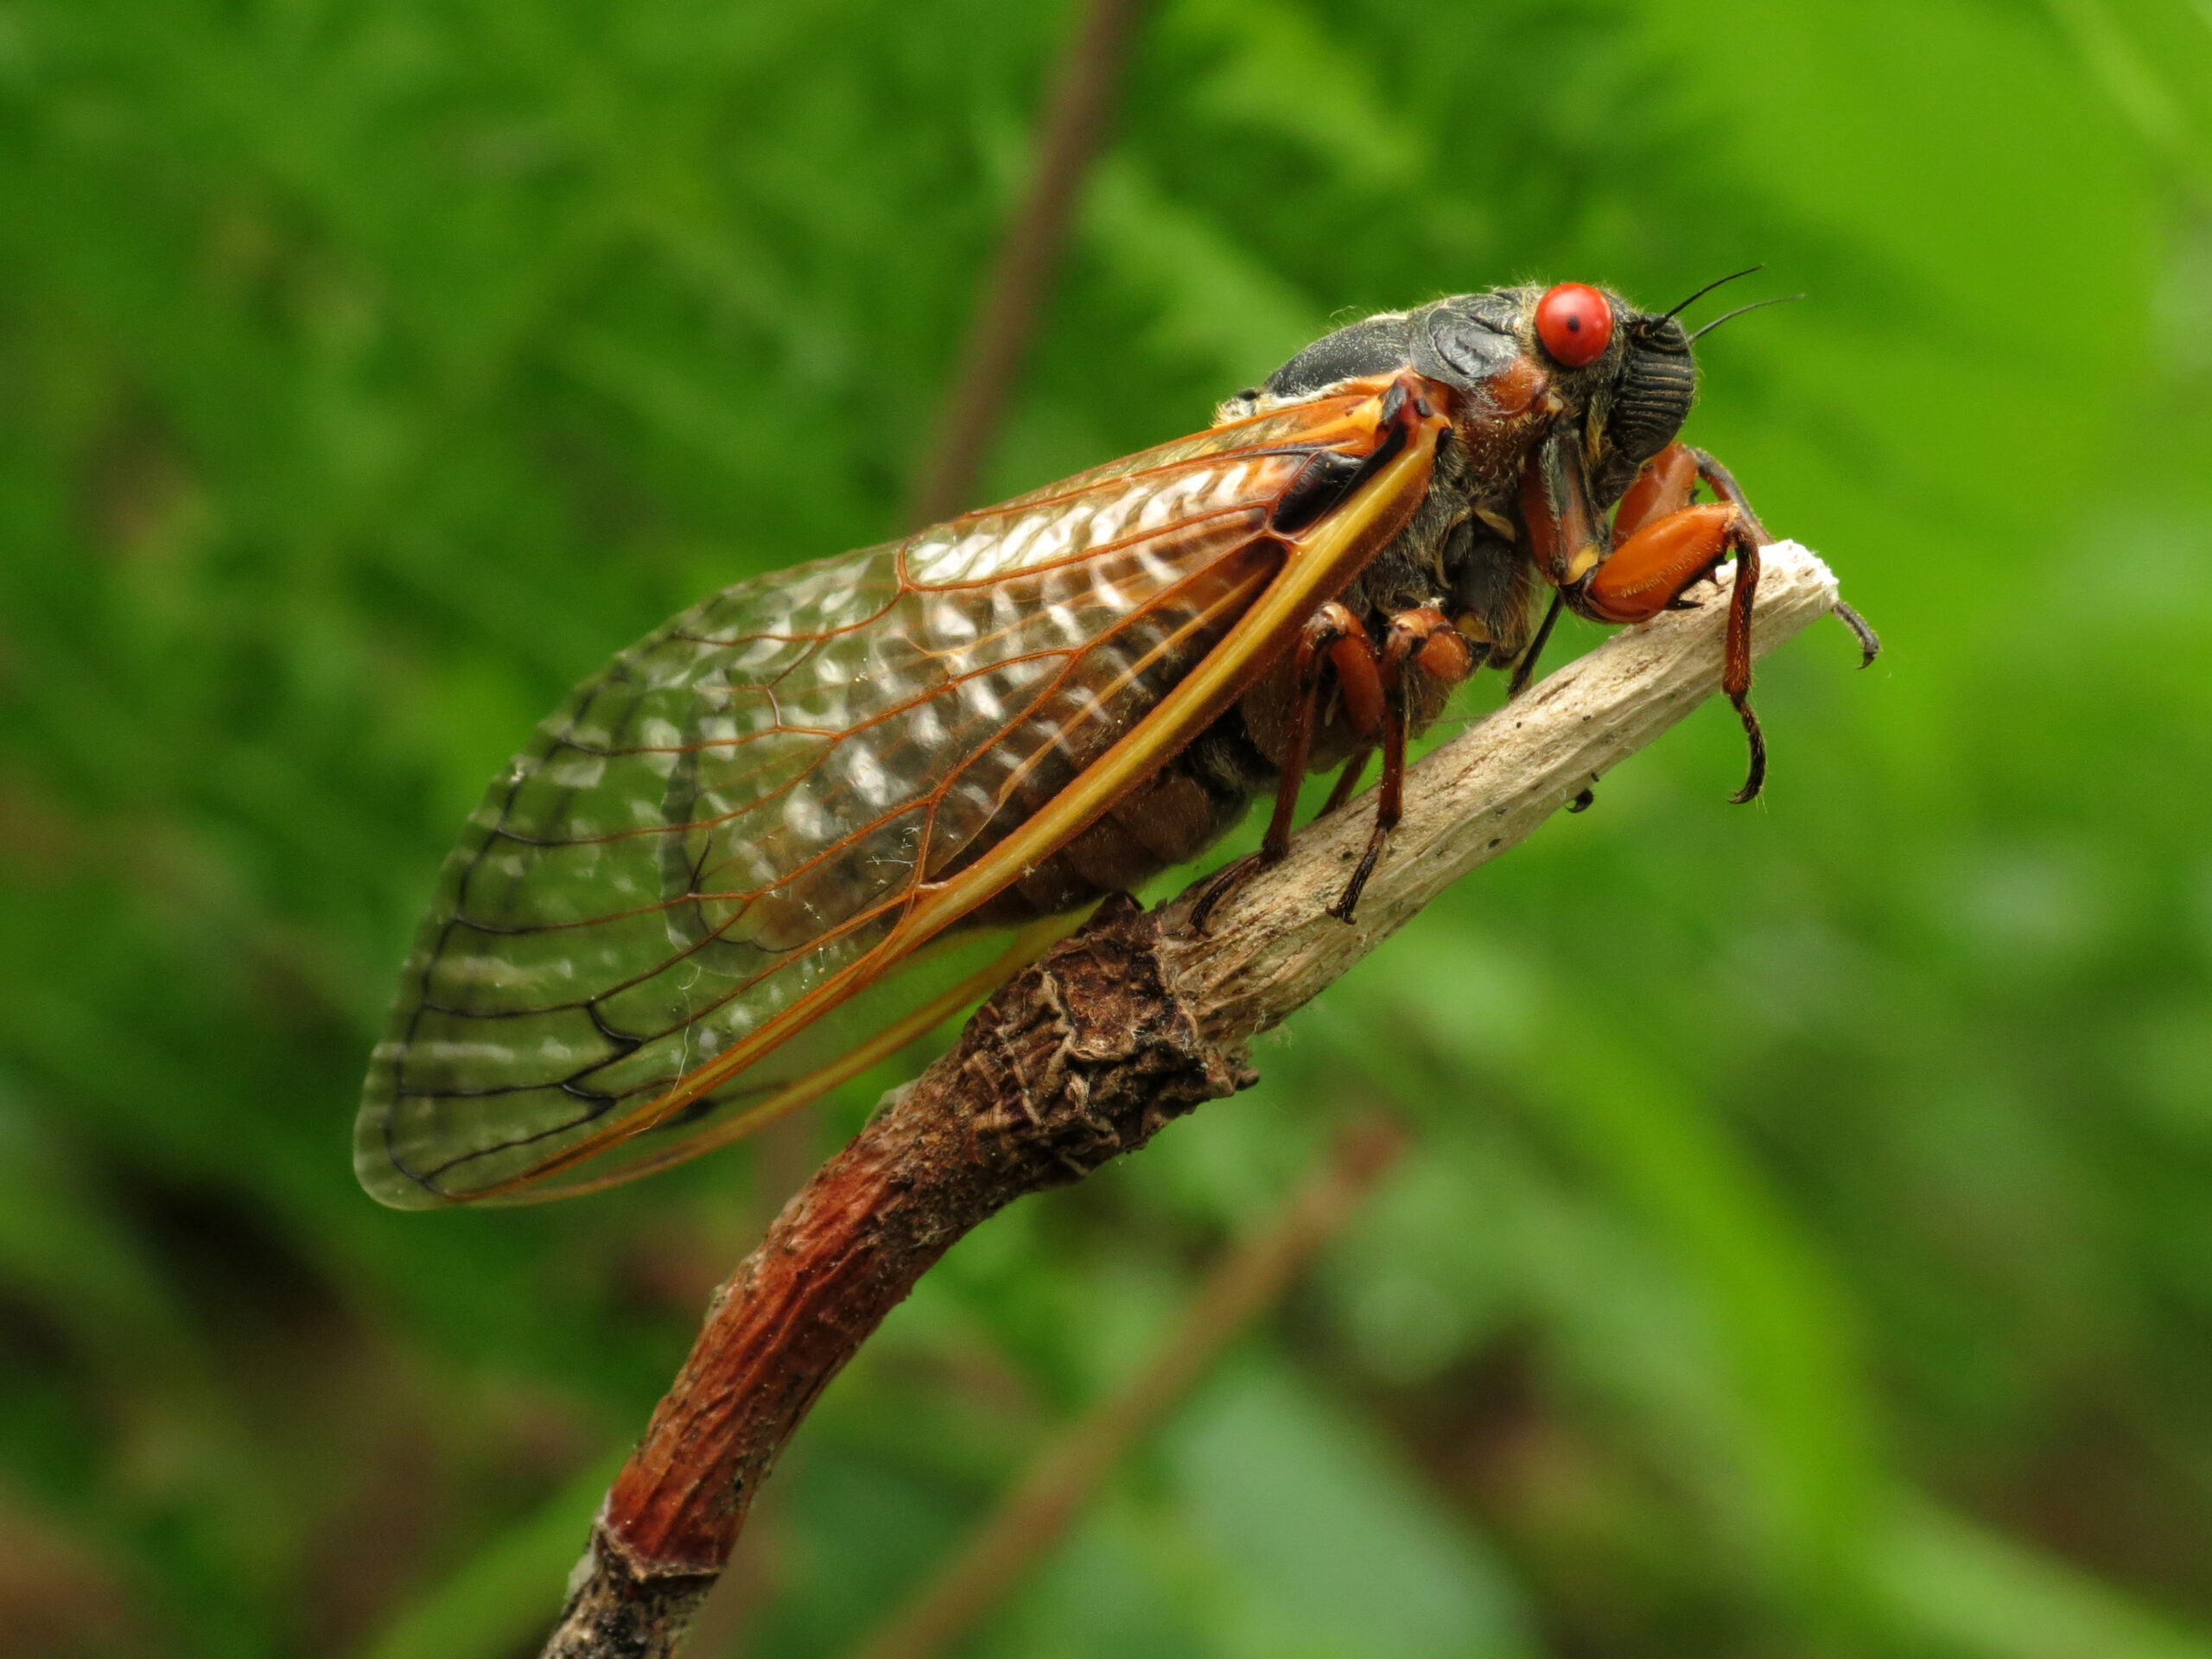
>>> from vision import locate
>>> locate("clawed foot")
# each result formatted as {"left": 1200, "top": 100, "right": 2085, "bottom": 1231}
{"left": 1834, "top": 599, "right": 1881, "bottom": 668}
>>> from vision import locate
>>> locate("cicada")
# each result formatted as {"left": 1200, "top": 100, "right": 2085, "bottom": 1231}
{"left": 358, "top": 276, "right": 1876, "bottom": 1207}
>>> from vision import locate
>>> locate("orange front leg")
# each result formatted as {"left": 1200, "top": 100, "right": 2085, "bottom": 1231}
{"left": 1581, "top": 495, "right": 1765, "bottom": 802}
{"left": 1612, "top": 440, "right": 1701, "bottom": 541}
{"left": 1580, "top": 503, "right": 1745, "bottom": 626}
{"left": 1518, "top": 435, "right": 1767, "bottom": 799}
{"left": 1619, "top": 442, "right": 1880, "bottom": 668}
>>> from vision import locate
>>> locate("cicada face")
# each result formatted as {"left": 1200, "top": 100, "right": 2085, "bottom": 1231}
{"left": 359, "top": 278, "right": 1795, "bottom": 1210}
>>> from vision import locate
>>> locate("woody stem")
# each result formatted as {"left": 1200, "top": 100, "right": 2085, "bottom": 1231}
{"left": 540, "top": 541, "right": 1853, "bottom": 1659}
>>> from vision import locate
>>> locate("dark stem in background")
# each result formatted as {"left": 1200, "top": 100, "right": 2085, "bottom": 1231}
{"left": 904, "top": 0, "right": 1147, "bottom": 529}
{"left": 536, "top": 544, "right": 1852, "bottom": 1659}
{"left": 842, "top": 1118, "right": 1405, "bottom": 1659}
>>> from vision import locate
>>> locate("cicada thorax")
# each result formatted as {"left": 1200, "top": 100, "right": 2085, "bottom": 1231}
{"left": 1208, "top": 326, "right": 1564, "bottom": 779}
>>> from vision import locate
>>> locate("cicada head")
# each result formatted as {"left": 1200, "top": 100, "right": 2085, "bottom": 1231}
{"left": 1239, "top": 285, "right": 1699, "bottom": 512}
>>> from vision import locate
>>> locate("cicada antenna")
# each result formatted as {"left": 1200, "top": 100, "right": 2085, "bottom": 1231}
{"left": 1660, "top": 264, "right": 1764, "bottom": 321}
{"left": 1688, "top": 293, "right": 1805, "bottom": 341}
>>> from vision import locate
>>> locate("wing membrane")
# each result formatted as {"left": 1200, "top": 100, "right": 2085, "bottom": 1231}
{"left": 358, "top": 382, "right": 1439, "bottom": 1206}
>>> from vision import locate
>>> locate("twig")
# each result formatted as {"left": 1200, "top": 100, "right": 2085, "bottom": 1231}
{"left": 539, "top": 542, "right": 1856, "bottom": 1659}
{"left": 842, "top": 1116, "right": 1405, "bottom": 1659}
{"left": 905, "top": 0, "right": 1147, "bottom": 528}
{"left": 1154, "top": 544, "right": 1847, "bottom": 1039}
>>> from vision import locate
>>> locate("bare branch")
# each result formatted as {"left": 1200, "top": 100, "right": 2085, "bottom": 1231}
{"left": 539, "top": 541, "right": 1855, "bottom": 1659}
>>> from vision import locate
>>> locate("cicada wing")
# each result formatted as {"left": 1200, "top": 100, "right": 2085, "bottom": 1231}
{"left": 356, "top": 381, "right": 1442, "bottom": 1208}
{"left": 444, "top": 909, "right": 1084, "bottom": 1205}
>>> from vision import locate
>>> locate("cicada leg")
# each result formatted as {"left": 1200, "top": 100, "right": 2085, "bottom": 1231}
{"left": 1329, "top": 606, "right": 1471, "bottom": 924}
{"left": 1523, "top": 433, "right": 1780, "bottom": 803}
{"left": 1192, "top": 602, "right": 1380, "bottom": 933}
{"left": 1192, "top": 601, "right": 1473, "bottom": 931}
{"left": 1505, "top": 592, "right": 1564, "bottom": 699}
{"left": 1583, "top": 499, "right": 1767, "bottom": 802}
{"left": 1620, "top": 442, "right": 1881, "bottom": 664}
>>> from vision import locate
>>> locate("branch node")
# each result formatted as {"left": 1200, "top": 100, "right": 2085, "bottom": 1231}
{"left": 961, "top": 895, "right": 1258, "bottom": 1185}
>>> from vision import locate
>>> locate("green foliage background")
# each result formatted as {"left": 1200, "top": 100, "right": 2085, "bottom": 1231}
{"left": 3, "top": 1, "right": 2210, "bottom": 1654}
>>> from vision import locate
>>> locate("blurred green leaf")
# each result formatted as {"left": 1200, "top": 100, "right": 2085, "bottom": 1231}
{"left": 359, "top": 1446, "right": 627, "bottom": 1659}
{"left": 1873, "top": 1496, "right": 2212, "bottom": 1659}
{"left": 1164, "top": 1361, "right": 1536, "bottom": 1659}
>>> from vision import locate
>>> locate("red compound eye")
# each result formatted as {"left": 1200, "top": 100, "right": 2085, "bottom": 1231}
{"left": 1535, "top": 283, "right": 1614, "bottom": 366}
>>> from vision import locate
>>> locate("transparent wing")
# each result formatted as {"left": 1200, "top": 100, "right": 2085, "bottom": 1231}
{"left": 357, "top": 387, "right": 1411, "bottom": 1207}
